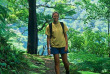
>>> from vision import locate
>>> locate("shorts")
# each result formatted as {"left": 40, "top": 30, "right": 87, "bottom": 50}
{"left": 50, "top": 47, "right": 69, "bottom": 54}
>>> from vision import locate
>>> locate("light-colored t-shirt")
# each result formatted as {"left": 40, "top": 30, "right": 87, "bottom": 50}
{"left": 45, "top": 22, "right": 68, "bottom": 48}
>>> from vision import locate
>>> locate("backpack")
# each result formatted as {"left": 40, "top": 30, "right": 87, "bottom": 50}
{"left": 49, "top": 22, "right": 64, "bottom": 39}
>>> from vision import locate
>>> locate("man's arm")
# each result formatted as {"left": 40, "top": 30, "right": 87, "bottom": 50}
{"left": 64, "top": 32, "right": 68, "bottom": 46}
{"left": 47, "top": 35, "right": 51, "bottom": 55}
{"left": 47, "top": 35, "right": 50, "bottom": 48}
{"left": 64, "top": 32, "right": 68, "bottom": 51}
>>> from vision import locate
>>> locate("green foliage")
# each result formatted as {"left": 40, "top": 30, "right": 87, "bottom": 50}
{"left": 7, "top": 0, "right": 28, "bottom": 24}
{"left": 99, "top": 0, "right": 110, "bottom": 9}
{"left": 0, "top": 35, "right": 46, "bottom": 74}
{"left": 68, "top": 27, "right": 109, "bottom": 73}
{"left": 68, "top": 27, "right": 108, "bottom": 56}
{"left": 54, "top": 3, "right": 76, "bottom": 18}
{"left": 77, "top": 58, "right": 110, "bottom": 73}
{"left": 0, "top": 4, "right": 28, "bottom": 73}
{"left": 67, "top": 28, "right": 84, "bottom": 52}
{"left": 42, "top": 0, "right": 51, "bottom": 3}
{"left": 0, "top": 43, "right": 29, "bottom": 73}
{"left": 68, "top": 51, "right": 101, "bottom": 64}
{"left": 83, "top": 27, "right": 108, "bottom": 56}
{"left": 75, "top": 0, "right": 110, "bottom": 23}
{"left": 0, "top": 5, "right": 10, "bottom": 23}
{"left": 69, "top": 51, "right": 110, "bottom": 74}
{"left": 78, "top": 71, "right": 99, "bottom": 74}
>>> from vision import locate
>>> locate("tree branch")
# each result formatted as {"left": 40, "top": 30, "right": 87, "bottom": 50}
{"left": 60, "top": 17, "right": 85, "bottom": 20}
{"left": 36, "top": 5, "right": 55, "bottom": 8}
{"left": 38, "top": 19, "right": 52, "bottom": 31}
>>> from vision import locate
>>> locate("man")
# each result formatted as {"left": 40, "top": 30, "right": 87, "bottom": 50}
{"left": 45, "top": 12, "right": 69, "bottom": 74}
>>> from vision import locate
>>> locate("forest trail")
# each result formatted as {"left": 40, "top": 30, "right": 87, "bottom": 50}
{"left": 27, "top": 54, "right": 100, "bottom": 74}
{"left": 42, "top": 56, "right": 66, "bottom": 74}
{"left": 28, "top": 54, "right": 66, "bottom": 74}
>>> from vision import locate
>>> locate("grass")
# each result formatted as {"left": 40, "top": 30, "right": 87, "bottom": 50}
{"left": 20, "top": 53, "right": 49, "bottom": 74}
{"left": 78, "top": 71, "right": 100, "bottom": 74}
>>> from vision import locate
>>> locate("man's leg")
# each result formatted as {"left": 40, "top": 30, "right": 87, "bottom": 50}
{"left": 61, "top": 53, "right": 69, "bottom": 74}
{"left": 53, "top": 54, "right": 60, "bottom": 74}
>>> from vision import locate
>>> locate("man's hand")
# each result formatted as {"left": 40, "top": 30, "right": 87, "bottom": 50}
{"left": 64, "top": 45, "right": 68, "bottom": 52}
{"left": 48, "top": 49, "right": 51, "bottom": 55}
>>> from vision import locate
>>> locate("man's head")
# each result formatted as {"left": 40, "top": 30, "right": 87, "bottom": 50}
{"left": 52, "top": 12, "right": 59, "bottom": 22}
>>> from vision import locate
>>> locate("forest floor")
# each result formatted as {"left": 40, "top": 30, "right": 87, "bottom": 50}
{"left": 42, "top": 56, "right": 66, "bottom": 74}
{"left": 24, "top": 54, "right": 66, "bottom": 74}
{"left": 24, "top": 54, "right": 99, "bottom": 74}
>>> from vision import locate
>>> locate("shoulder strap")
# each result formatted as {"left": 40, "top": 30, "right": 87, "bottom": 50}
{"left": 60, "top": 22, "right": 64, "bottom": 34}
{"left": 49, "top": 23, "right": 52, "bottom": 39}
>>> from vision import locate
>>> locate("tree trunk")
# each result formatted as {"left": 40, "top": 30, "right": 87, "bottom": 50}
{"left": 27, "top": 0, "right": 37, "bottom": 54}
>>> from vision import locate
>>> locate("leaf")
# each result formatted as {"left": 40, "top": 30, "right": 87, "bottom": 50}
{"left": 0, "top": 63, "right": 7, "bottom": 67}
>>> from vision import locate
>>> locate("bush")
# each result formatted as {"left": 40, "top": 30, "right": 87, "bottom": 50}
{"left": 0, "top": 46, "right": 29, "bottom": 73}
{"left": 69, "top": 51, "right": 110, "bottom": 74}
{"left": 0, "top": 36, "right": 30, "bottom": 74}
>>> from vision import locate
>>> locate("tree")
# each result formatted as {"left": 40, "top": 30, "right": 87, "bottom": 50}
{"left": 27, "top": 0, "right": 37, "bottom": 54}
{"left": 75, "top": 0, "right": 110, "bottom": 57}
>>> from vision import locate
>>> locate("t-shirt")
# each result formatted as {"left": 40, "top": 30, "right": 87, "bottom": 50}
{"left": 45, "top": 22, "right": 68, "bottom": 48}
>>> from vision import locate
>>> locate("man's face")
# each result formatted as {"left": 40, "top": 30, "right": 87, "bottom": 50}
{"left": 52, "top": 13, "right": 59, "bottom": 22}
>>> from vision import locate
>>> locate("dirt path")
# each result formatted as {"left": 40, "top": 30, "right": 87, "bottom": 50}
{"left": 42, "top": 56, "right": 66, "bottom": 74}
{"left": 25, "top": 54, "right": 66, "bottom": 74}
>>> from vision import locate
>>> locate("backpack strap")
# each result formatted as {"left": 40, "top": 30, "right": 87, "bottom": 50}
{"left": 49, "top": 23, "right": 52, "bottom": 39}
{"left": 60, "top": 22, "right": 64, "bottom": 34}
